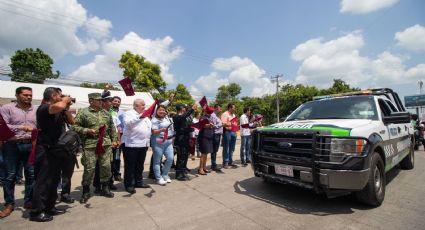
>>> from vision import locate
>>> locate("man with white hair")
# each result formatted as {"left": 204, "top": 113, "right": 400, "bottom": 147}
{"left": 121, "top": 99, "right": 152, "bottom": 194}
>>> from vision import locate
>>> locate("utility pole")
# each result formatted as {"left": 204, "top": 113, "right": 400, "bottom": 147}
{"left": 271, "top": 74, "right": 283, "bottom": 123}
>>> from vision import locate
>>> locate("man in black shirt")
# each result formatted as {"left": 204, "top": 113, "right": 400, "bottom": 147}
{"left": 173, "top": 103, "right": 197, "bottom": 181}
{"left": 30, "top": 87, "right": 74, "bottom": 222}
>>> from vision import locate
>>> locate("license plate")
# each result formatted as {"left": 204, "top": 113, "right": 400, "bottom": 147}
{"left": 274, "top": 164, "right": 294, "bottom": 177}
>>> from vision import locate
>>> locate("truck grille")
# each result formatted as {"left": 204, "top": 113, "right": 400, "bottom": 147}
{"left": 252, "top": 130, "right": 330, "bottom": 166}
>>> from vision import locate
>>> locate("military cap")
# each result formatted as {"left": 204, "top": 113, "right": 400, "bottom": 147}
{"left": 175, "top": 103, "right": 187, "bottom": 111}
{"left": 88, "top": 92, "right": 102, "bottom": 100}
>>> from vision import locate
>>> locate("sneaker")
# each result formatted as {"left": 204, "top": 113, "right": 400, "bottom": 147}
{"left": 223, "top": 165, "right": 231, "bottom": 169}
{"left": 162, "top": 176, "right": 172, "bottom": 183}
{"left": 157, "top": 178, "right": 167, "bottom": 186}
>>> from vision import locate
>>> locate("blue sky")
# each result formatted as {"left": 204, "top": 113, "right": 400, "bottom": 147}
{"left": 0, "top": 0, "right": 424, "bottom": 100}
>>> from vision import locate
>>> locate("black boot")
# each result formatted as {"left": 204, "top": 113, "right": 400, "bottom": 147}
{"left": 101, "top": 183, "right": 114, "bottom": 198}
{"left": 80, "top": 185, "right": 91, "bottom": 204}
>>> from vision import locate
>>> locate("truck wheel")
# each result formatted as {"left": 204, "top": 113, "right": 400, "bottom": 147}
{"left": 355, "top": 152, "right": 385, "bottom": 206}
{"left": 400, "top": 144, "right": 414, "bottom": 170}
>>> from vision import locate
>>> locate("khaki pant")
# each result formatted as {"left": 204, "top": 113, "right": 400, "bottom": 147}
{"left": 81, "top": 148, "right": 112, "bottom": 186}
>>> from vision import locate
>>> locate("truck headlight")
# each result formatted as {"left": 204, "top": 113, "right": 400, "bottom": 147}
{"left": 330, "top": 138, "right": 366, "bottom": 162}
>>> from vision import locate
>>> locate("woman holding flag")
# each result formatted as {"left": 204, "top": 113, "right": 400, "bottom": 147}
{"left": 151, "top": 105, "right": 175, "bottom": 186}
{"left": 196, "top": 106, "right": 215, "bottom": 175}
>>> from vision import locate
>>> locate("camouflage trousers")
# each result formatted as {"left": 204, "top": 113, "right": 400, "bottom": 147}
{"left": 81, "top": 148, "right": 112, "bottom": 186}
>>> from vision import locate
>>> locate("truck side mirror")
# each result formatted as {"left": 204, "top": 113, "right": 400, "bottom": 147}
{"left": 382, "top": 111, "right": 411, "bottom": 124}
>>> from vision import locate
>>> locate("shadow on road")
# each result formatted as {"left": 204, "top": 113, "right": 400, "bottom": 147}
{"left": 233, "top": 177, "right": 373, "bottom": 216}
{"left": 233, "top": 164, "right": 403, "bottom": 216}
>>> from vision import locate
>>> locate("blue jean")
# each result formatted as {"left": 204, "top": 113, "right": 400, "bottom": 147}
{"left": 240, "top": 135, "right": 251, "bottom": 162}
{"left": 151, "top": 139, "right": 174, "bottom": 180}
{"left": 2, "top": 142, "right": 34, "bottom": 205}
{"left": 222, "top": 131, "right": 236, "bottom": 165}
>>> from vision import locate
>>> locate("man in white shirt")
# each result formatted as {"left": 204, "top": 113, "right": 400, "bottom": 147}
{"left": 240, "top": 107, "right": 253, "bottom": 166}
{"left": 121, "top": 99, "right": 152, "bottom": 194}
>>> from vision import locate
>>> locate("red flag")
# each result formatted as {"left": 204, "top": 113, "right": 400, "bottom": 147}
{"left": 230, "top": 116, "right": 239, "bottom": 132}
{"left": 28, "top": 129, "right": 38, "bottom": 165}
{"left": 0, "top": 113, "right": 15, "bottom": 141}
{"left": 191, "top": 118, "right": 210, "bottom": 131}
{"left": 118, "top": 77, "right": 135, "bottom": 96}
{"left": 241, "top": 123, "right": 250, "bottom": 129}
{"left": 140, "top": 100, "right": 157, "bottom": 119}
{"left": 198, "top": 96, "right": 208, "bottom": 108}
{"left": 95, "top": 125, "right": 106, "bottom": 155}
{"left": 158, "top": 124, "right": 172, "bottom": 144}
{"left": 254, "top": 114, "right": 263, "bottom": 122}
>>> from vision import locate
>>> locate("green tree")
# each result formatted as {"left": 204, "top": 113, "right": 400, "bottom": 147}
{"left": 215, "top": 83, "right": 242, "bottom": 105}
{"left": 118, "top": 51, "right": 166, "bottom": 93}
{"left": 161, "top": 84, "right": 194, "bottom": 112}
{"left": 80, "top": 82, "right": 120, "bottom": 90}
{"left": 9, "top": 48, "right": 59, "bottom": 83}
{"left": 320, "top": 79, "right": 361, "bottom": 95}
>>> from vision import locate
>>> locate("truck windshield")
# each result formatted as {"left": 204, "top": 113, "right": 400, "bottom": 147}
{"left": 286, "top": 96, "right": 378, "bottom": 121}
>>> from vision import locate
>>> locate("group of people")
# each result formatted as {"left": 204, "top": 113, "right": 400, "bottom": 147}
{"left": 0, "top": 85, "right": 261, "bottom": 222}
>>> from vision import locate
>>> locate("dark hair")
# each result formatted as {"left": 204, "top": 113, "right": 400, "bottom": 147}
{"left": 243, "top": 107, "right": 251, "bottom": 113}
{"left": 214, "top": 104, "right": 221, "bottom": 109}
{"left": 227, "top": 103, "right": 235, "bottom": 110}
{"left": 43, "top": 87, "right": 60, "bottom": 101}
{"left": 15, "top": 86, "right": 32, "bottom": 95}
{"left": 113, "top": 96, "right": 121, "bottom": 101}
{"left": 155, "top": 104, "right": 167, "bottom": 117}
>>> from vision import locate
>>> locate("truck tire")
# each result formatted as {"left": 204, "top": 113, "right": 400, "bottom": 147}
{"left": 400, "top": 144, "right": 414, "bottom": 170}
{"left": 355, "top": 152, "right": 385, "bottom": 207}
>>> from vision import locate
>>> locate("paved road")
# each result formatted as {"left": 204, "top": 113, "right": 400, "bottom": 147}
{"left": 1, "top": 142, "right": 425, "bottom": 230}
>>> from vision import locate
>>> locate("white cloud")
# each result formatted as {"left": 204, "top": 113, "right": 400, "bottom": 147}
{"left": 405, "top": 64, "right": 425, "bottom": 80}
{"left": 194, "top": 72, "right": 228, "bottom": 94}
{"left": 0, "top": 55, "right": 11, "bottom": 67}
{"left": 69, "top": 32, "right": 183, "bottom": 84}
{"left": 340, "top": 0, "right": 399, "bottom": 14}
{"left": 395, "top": 24, "right": 425, "bottom": 51}
{"left": 0, "top": 0, "right": 111, "bottom": 58}
{"left": 191, "top": 56, "right": 272, "bottom": 98}
{"left": 291, "top": 31, "right": 425, "bottom": 89}
{"left": 85, "top": 16, "right": 112, "bottom": 40}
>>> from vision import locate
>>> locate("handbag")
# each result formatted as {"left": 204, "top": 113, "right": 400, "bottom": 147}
{"left": 51, "top": 130, "right": 81, "bottom": 157}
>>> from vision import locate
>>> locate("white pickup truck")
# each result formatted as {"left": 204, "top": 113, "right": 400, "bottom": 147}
{"left": 251, "top": 88, "right": 414, "bottom": 206}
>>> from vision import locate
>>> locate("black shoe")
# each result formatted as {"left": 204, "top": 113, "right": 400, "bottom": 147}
{"left": 46, "top": 207, "right": 66, "bottom": 216}
{"left": 100, "top": 183, "right": 114, "bottom": 198}
{"left": 114, "top": 175, "right": 123, "bottom": 182}
{"left": 16, "top": 179, "right": 24, "bottom": 185}
{"left": 241, "top": 160, "right": 246, "bottom": 165}
{"left": 94, "top": 187, "right": 101, "bottom": 194}
{"left": 80, "top": 192, "right": 91, "bottom": 204}
{"left": 230, "top": 164, "right": 238, "bottom": 168}
{"left": 135, "top": 183, "right": 150, "bottom": 189}
{"left": 110, "top": 184, "right": 118, "bottom": 190}
{"left": 30, "top": 212, "right": 53, "bottom": 222}
{"left": 125, "top": 187, "right": 136, "bottom": 194}
{"left": 176, "top": 174, "right": 189, "bottom": 181}
{"left": 214, "top": 168, "right": 224, "bottom": 173}
{"left": 246, "top": 160, "right": 251, "bottom": 164}
{"left": 60, "top": 194, "right": 75, "bottom": 204}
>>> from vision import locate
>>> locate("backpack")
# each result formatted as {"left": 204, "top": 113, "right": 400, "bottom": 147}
{"left": 51, "top": 130, "right": 81, "bottom": 157}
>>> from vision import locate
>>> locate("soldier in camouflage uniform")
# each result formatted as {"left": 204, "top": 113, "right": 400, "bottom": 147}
{"left": 73, "top": 93, "right": 118, "bottom": 203}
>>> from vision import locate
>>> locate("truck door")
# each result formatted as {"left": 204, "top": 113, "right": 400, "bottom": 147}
{"left": 378, "top": 99, "right": 409, "bottom": 167}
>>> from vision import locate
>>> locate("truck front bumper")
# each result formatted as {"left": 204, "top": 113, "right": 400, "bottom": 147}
{"left": 254, "top": 163, "right": 370, "bottom": 191}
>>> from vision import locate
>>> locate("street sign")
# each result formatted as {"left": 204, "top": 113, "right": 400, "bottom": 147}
{"left": 404, "top": 94, "right": 425, "bottom": 107}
